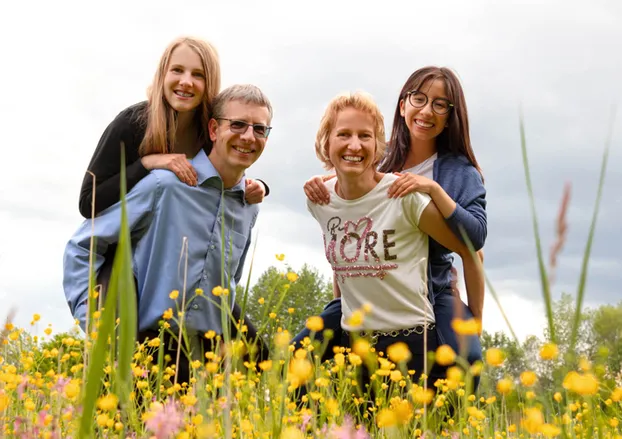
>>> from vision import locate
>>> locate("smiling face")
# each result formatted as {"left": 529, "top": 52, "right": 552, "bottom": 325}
{"left": 399, "top": 78, "right": 450, "bottom": 143}
{"left": 208, "top": 99, "right": 271, "bottom": 182}
{"left": 328, "top": 107, "right": 377, "bottom": 180}
{"left": 162, "top": 43, "right": 206, "bottom": 113}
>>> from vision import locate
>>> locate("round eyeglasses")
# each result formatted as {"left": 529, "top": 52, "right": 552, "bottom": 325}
{"left": 406, "top": 90, "right": 454, "bottom": 115}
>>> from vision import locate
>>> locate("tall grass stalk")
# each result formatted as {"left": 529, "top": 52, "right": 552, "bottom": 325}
{"left": 519, "top": 110, "right": 555, "bottom": 344}
{"left": 569, "top": 106, "right": 616, "bottom": 353}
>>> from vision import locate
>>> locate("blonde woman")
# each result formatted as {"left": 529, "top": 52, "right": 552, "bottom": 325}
{"left": 303, "top": 91, "right": 482, "bottom": 385}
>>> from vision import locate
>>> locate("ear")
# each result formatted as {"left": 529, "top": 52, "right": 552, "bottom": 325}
{"left": 208, "top": 118, "right": 219, "bottom": 142}
{"left": 399, "top": 99, "right": 406, "bottom": 117}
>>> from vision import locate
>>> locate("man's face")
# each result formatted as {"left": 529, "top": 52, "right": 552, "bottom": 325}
{"left": 209, "top": 100, "right": 271, "bottom": 175}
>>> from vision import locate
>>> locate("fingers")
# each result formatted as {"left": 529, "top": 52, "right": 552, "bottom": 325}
{"left": 313, "top": 177, "right": 330, "bottom": 204}
{"left": 170, "top": 161, "right": 197, "bottom": 186}
{"left": 303, "top": 182, "right": 322, "bottom": 204}
{"left": 244, "top": 179, "right": 265, "bottom": 205}
{"left": 388, "top": 174, "right": 420, "bottom": 198}
{"left": 304, "top": 179, "right": 330, "bottom": 204}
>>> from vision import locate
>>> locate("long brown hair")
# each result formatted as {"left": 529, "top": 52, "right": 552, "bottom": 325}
{"left": 379, "top": 66, "right": 482, "bottom": 178}
{"left": 139, "top": 36, "right": 221, "bottom": 156}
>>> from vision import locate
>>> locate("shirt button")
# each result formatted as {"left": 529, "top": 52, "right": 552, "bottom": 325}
{"left": 192, "top": 304, "right": 199, "bottom": 310}
{"left": 210, "top": 245, "right": 215, "bottom": 250}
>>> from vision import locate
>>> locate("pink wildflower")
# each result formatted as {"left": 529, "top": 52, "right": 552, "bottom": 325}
{"left": 144, "top": 400, "right": 184, "bottom": 439}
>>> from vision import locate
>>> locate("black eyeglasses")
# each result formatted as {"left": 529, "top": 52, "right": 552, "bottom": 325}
{"left": 216, "top": 118, "right": 272, "bottom": 139}
{"left": 406, "top": 90, "right": 454, "bottom": 115}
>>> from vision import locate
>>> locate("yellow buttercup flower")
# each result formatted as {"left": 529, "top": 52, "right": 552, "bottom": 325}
{"left": 96, "top": 394, "right": 118, "bottom": 412}
{"left": 563, "top": 371, "right": 599, "bottom": 395}
{"left": 412, "top": 386, "right": 434, "bottom": 405}
{"left": 387, "top": 342, "right": 411, "bottom": 364}
{"left": 540, "top": 423, "right": 561, "bottom": 437}
{"left": 0, "top": 393, "right": 9, "bottom": 411}
{"left": 347, "top": 310, "right": 364, "bottom": 328}
{"left": 169, "top": 290, "right": 179, "bottom": 300}
{"left": 353, "top": 339, "right": 371, "bottom": 358}
{"left": 376, "top": 408, "right": 398, "bottom": 428}
{"left": 275, "top": 254, "right": 285, "bottom": 261}
{"left": 451, "top": 318, "right": 482, "bottom": 335}
{"left": 288, "top": 357, "right": 313, "bottom": 386}
{"left": 212, "top": 286, "right": 223, "bottom": 297}
{"left": 539, "top": 342, "right": 559, "bottom": 360}
{"left": 286, "top": 272, "right": 299, "bottom": 283}
{"left": 279, "top": 426, "right": 304, "bottom": 439}
{"left": 496, "top": 378, "right": 513, "bottom": 395}
{"left": 435, "top": 345, "right": 456, "bottom": 366}
{"left": 485, "top": 348, "right": 505, "bottom": 367}
{"left": 305, "top": 316, "right": 324, "bottom": 332}
{"left": 520, "top": 370, "right": 538, "bottom": 387}
{"left": 274, "top": 331, "right": 291, "bottom": 348}
{"left": 522, "top": 407, "right": 544, "bottom": 434}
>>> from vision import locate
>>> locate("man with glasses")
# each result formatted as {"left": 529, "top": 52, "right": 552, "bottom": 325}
{"left": 63, "top": 84, "right": 273, "bottom": 384}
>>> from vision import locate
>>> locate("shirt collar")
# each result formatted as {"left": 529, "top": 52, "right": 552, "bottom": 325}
{"left": 190, "top": 149, "right": 248, "bottom": 204}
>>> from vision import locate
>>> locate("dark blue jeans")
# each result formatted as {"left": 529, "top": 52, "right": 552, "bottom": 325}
{"left": 291, "top": 294, "right": 482, "bottom": 391}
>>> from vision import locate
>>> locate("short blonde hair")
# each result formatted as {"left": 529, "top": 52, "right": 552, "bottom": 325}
{"left": 315, "top": 91, "right": 386, "bottom": 170}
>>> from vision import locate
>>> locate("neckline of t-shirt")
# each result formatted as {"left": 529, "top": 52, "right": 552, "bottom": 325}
{"left": 402, "top": 153, "right": 438, "bottom": 175}
{"left": 329, "top": 173, "right": 393, "bottom": 204}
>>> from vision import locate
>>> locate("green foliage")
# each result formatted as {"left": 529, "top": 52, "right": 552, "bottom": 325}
{"left": 237, "top": 263, "right": 333, "bottom": 337}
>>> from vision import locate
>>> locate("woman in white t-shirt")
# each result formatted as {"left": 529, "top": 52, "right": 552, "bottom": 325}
{"left": 306, "top": 91, "right": 481, "bottom": 384}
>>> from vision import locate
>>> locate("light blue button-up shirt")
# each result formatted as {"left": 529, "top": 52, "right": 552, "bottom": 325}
{"left": 63, "top": 148, "right": 258, "bottom": 335}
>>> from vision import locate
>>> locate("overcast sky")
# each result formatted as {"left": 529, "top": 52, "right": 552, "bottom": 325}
{"left": 1, "top": 0, "right": 621, "bottom": 342}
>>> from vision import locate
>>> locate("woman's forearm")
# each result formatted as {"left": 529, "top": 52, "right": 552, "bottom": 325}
{"left": 430, "top": 183, "right": 458, "bottom": 219}
{"left": 461, "top": 253, "right": 484, "bottom": 323}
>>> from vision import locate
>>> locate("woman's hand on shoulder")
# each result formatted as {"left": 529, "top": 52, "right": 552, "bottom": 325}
{"left": 304, "top": 174, "right": 335, "bottom": 205}
{"left": 245, "top": 178, "right": 266, "bottom": 204}
{"left": 141, "top": 154, "right": 198, "bottom": 186}
{"left": 388, "top": 172, "right": 439, "bottom": 198}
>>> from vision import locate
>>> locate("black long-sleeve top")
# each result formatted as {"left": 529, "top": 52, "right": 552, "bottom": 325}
{"left": 79, "top": 102, "right": 152, "bottom": 218}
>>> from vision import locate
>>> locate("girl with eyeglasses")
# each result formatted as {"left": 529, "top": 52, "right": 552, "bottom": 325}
{"left": 77, "top": 36, "right": 270, "bottom": 363}
{"left": 298, "top": 66, "right": 486, "bottom": 385}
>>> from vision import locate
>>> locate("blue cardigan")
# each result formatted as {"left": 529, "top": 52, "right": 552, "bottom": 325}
{"left": 428, "top": 153, "right": 487, "bottom": 301}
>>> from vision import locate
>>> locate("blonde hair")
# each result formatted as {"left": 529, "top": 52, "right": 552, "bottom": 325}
{"left": 315, "top": 91, "right": 386, "bottom": 170}
{"left": 139, "top": 36, "right": 221, "bottom": 156}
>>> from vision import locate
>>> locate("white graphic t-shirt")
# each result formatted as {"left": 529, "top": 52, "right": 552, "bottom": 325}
{"left": 307, "top": 173, "right": 435, "bottom": 331}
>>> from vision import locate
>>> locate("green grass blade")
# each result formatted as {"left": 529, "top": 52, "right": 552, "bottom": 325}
{"left": 569, "top": 106, "right": 616, "bottom": 352}
{"left": 114, "top": 143, "right": 138, "bottom": 411}
{"left": 519, "top": 110, "right": 556, "bottom": 343}
{"left": 78, "top": 262, "right": 119, "bottom": 438}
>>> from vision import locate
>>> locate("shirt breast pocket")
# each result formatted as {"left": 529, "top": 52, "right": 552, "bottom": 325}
{"left": 224, "top": 230, "right": 249, "bottom": 278}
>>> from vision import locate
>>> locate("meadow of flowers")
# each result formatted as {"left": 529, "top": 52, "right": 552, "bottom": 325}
{"left": 1, "top": 119, "right": 619, "bottom": 438}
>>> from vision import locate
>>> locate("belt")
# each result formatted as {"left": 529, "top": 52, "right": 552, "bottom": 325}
{"left": 355, "top": 323, "right": 435, "bottom": 346}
